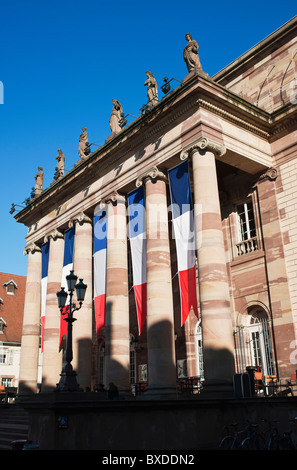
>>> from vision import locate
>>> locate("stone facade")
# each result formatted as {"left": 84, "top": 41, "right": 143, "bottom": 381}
{"left": 16, "top": 17, "right": 297, "bottom": 398}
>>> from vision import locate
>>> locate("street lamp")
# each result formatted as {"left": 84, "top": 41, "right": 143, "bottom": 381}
{"left": 55, "top": 270, "right": 87, "bottom": 392}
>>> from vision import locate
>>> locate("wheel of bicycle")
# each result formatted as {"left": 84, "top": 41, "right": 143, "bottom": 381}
{"left": 240, "top": 437, "right": 252, "bottom": 450}
{"left": 219, "top": 436, "right": 236, "bottom": 450}
{"left": 267, "top": 437, "right": 280, "bottom": 450}
{"left": 278, "top": 437, "right": 295, "bottom": 450}
{"left": 241, "top": 434, "right": 265, "bottom": 450}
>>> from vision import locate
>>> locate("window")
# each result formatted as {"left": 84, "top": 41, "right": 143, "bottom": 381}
{"left": 236, "top": 200, "right": 258, "bottom": 255}
{"left": 98, "top": 343, "right": 105, "bottom": 386}
{"left": 248, "top": 309, "right": 275, "bottom": 376}
{"left": 0, "top": 318, "right": 6, "bottom": 334}
{"left": 129, "top": 334, "right": 136, "bottom": 384}
{"left": 0, "top": 348, "right": 8, "bottom": 364}
{"left": 234, "top": 306, "right": 275, "bottom": 377}
{"left": 194, "top": 321, "right": 204, "bottom": 381}
{"left": 3, "top": 280, "right": 17, "bottom": 295}
{"left": 1, "top": 378, "right": 13, "bottom": 387}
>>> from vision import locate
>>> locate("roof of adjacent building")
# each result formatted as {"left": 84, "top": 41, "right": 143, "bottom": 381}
{"left": 0, "top": 272, "right": 26, "bottom": 344}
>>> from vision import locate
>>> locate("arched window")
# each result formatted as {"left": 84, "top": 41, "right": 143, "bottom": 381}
{"left": 247, "top": 307, "right": 275, "bottom": 376}
{"left": 194, "top": 321, "right": 204, "bottom": 381}
{"left": 234, "top": 305, "right": 275, "bottom": 376}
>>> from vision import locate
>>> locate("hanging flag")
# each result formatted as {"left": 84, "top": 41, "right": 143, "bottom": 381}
{"left": 93, "top": 205, "right": 107, "bottom": 340}
{"left": 168, "top": 160, "right": 198, "bottom": 325}
{"left": 59, "top": 226, "right": 75, "bottom": 350}
{"left": 41, "top": 241, "right": 49, "bottom": 352}
{"left": 128, "top": 186, "right": 147, "bottom": 334}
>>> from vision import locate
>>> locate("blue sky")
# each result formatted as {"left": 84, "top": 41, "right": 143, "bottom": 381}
{"left": 0, "top": 0, "right": 296, "bottom": 277}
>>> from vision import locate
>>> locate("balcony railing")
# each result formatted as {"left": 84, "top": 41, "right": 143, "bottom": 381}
{"left": 236, "top": 236, "right": 258, "bottom": 256}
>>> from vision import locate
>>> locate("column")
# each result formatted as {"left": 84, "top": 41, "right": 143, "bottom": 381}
{"left": 104, "top": 192, "right": 131, "bottom": 396}
{"left": 181, "top": 136, "right": 235, "bottom": 395}
{"left": 256, "top": 168, "right": 296, "bottom": 378}
{"left": 18, "top": 242, "right": 42, "bottom": 394}
{"left": 136, "top": 167, "right": 177, "bottom": 398}
{"left": 72, "top": 212, "right": 93, "bottom": 390}
{"left": 41, "top": 229, "right": 64, "bottom": 392}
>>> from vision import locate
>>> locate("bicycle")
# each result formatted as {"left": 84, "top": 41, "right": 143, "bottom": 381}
{"left": 240, "top": 422, "right": 266, "bottom": 450}
{"left": 277, "top": 418, "right": 297, "bottom": 450}
{"left": 260, "top": 418, "right": 281, "bottom": 450}
{"left": 219, "top": 422, "right": 247, "bottom": 450}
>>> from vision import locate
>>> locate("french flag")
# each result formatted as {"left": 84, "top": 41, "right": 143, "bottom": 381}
{"left": 59, "top": 226, "right": 75, "bottom": 350}
{"left": 168, "top": 160, "right": 198, "bottom": 325}
{"left": 41, "top": 241, "right": 49, "bottom": 352}
{"left": 93, "top": 205, "right": 107, "bottom": 340}
{"left": 128, "top": 186, "right": 147, "bottom": 335}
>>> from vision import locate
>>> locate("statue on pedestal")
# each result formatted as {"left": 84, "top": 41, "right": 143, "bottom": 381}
{"left": 109, "top": 99, "right": 123, "bottom": 135}
{"left": 78, "top": 127, "right": 89, "bottom": 160}
{"left": 34, "top": 166, "right": 44, "bottom": 196}
{"left": 183, "top": 33, "right": 202, "bottom": 73}
{"left": 55, "top": 149, "right": 65, "bottom": 181}
{"left": 144, "top": 71, "right": 158, "bottom": 107}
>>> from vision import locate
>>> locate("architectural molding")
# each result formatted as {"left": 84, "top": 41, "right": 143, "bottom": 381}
{"left": 136, "top": 166, "right": 167, "bottom": 187}
{"left": 23, "top": 242, "right": 42, "bottom": 256}
{"left": 180, "top": 136, "right": 226, "bottom": 160}
{"left": 44, "top": 228, "right": 64, "bottom": 243}
{"left": 196, "top": 99, "right": 270, "bottom": 138}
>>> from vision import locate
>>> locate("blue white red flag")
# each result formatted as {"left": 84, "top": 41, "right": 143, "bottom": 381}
{"left": 59, "top": 226, "right": 75, "bottom": 350}
{"left": 128, "top": 186, "right": 147, "bottom": 335}
{"left": 93, "top": 205, "right": 107, "bottom": 340}
{"left": 168, "top": 160, "right": 198, "bottom": 325}
{"left": 41, "top": 241, "right": 49, "bottom": 352}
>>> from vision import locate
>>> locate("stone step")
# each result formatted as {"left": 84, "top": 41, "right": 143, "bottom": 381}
{"left": 0, "top": 405, "right": 29, "bottom": 450}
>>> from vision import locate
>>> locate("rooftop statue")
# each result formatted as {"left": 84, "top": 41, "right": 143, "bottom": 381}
{"left": 34, "top": 166, "right": 44, "bottom": 196}
{"left": 78, "top": 127, "right": 89, "bottom": 160}
{"left": 55, "top": 149, "right": 65, "bottom": 180}
{"left": 109, "top": 99, "right": 123, "bottom": 135}
{"left": 144, "top": 71, "right": 158, "bottom": 106}
{"left": 183, "top": 33, "right": 202, "bottom": 73}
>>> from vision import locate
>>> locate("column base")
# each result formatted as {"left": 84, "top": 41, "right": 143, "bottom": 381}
{"left": 200, "top": 379, "right": 234, "bottom": 399}
{"left": 141, "top": 385, "right": 178, "bottom": 400}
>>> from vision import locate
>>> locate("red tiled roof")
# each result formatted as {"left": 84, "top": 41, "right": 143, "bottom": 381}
{"left": 0, "top": 272, "right": 26, "bottom": 344}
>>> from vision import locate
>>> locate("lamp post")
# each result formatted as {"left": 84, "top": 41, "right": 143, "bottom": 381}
{"left": 55, "top": 270, "right": 87, "bottom": 391}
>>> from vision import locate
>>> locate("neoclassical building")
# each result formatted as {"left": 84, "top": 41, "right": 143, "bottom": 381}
{"left": 16, "top": 17, "right": 297, "bottom": 398}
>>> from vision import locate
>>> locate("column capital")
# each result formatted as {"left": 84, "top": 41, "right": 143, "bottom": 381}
{"left": 136, "top": 166, "right": 167, "bottom": 187}
{"left": 44, "top": 228, "right": 64, "bottom": 243}
{"left": 180, "top": 136, "right": 226, "bottom": 160}
{"left": 72, "top": 211, "right": 92, "bottom": 226}
{"left": 105, "top": 190, "right": 125, "bottom": 205}
{"left": 23, "top": 242, "right": 42, "bottom": 256}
